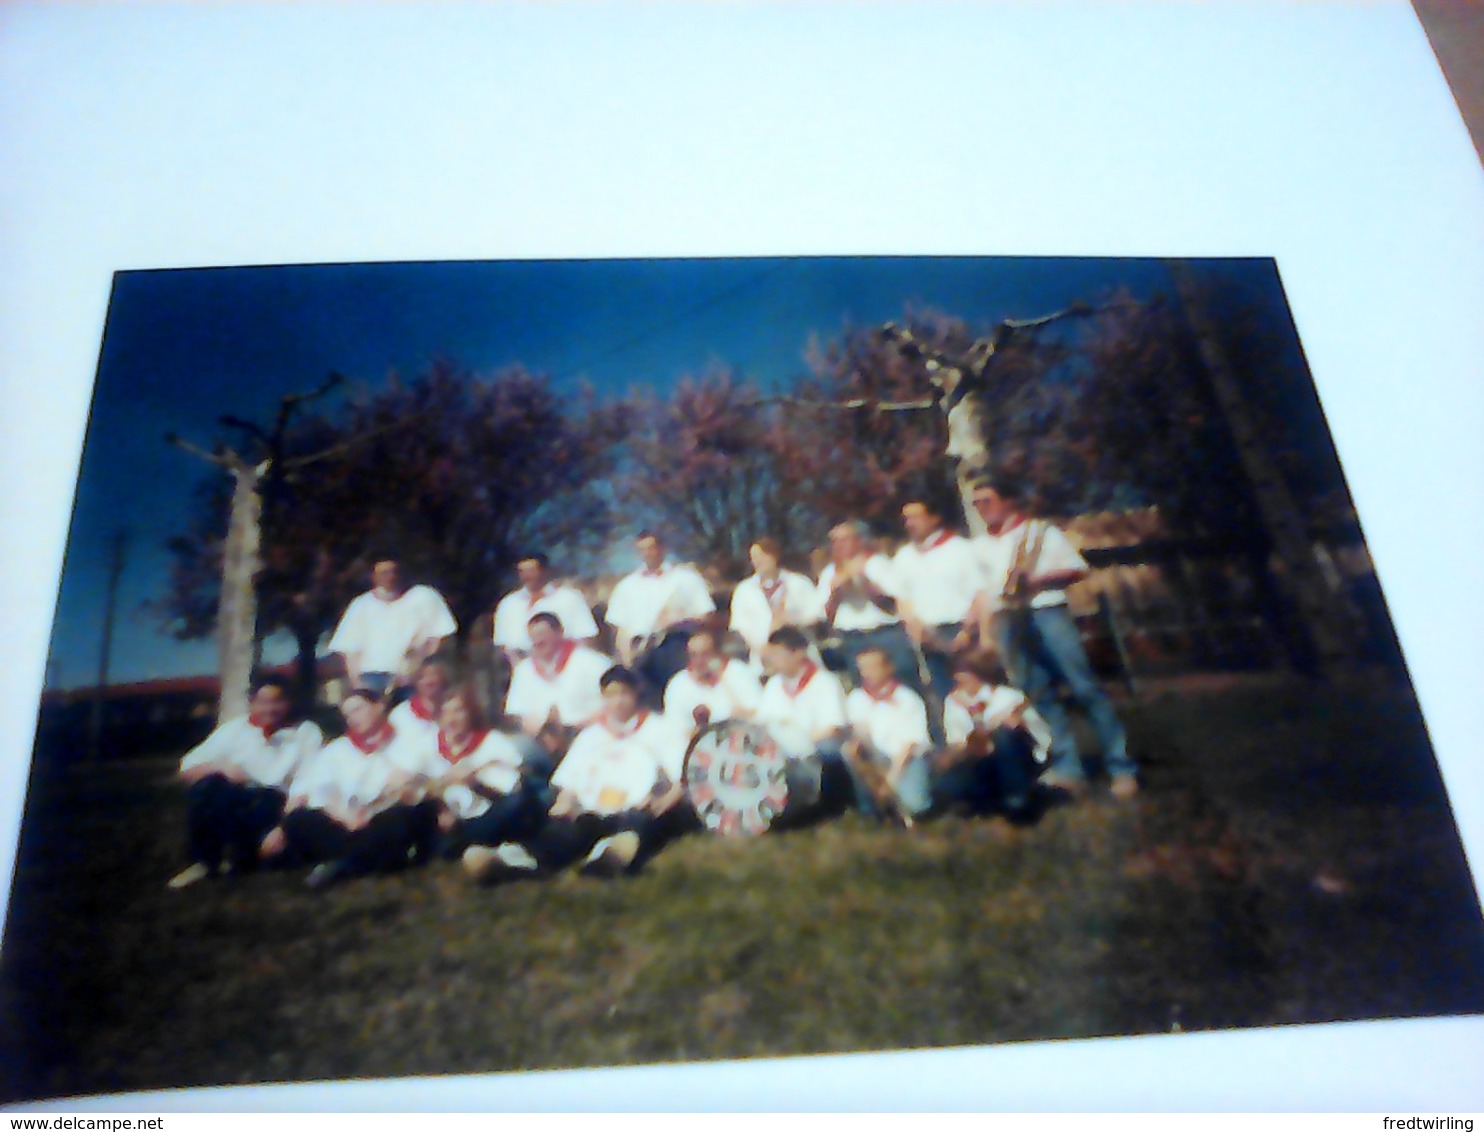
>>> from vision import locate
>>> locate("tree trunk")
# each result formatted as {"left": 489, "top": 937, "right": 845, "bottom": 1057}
{"left": 216, "top": 461, "right": 265, "bottom": 722}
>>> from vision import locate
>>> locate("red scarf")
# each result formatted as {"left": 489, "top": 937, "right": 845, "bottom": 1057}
{"left": 784, "top": 661, "right": 818, "bottom": 698}
{"left": 602, "top": 708, "right": 649, "bottom": 738}
{"left": 988, "top": 513, "right": 1028, "bottom": 538}
{"left": 347, "top": 722, "right": 395, "bottom": 754}
{"left": 407, "top": 695, "right": 438, "bottom": 722}
{"left": 533, "top": 639, "right": 577, "bottom": 681}
{"left": 917, "top": 528, "right": 956, "bottom": 552}
{"left": 760, "top": 575, "right": 785, "bottom": 607}
{"left": 439, "top": 728, "right": 490, "bottom": 764}
{"left": 248, "top": 713, "right": 286, "bottom": 739}
{"left": 862, "top": 680, "right": 900, "bottom": 704}
{"left": 641, "top": 562, "right": 667, "bottom": 579}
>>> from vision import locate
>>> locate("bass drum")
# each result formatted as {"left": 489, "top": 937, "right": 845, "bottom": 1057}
{"left": 682, "top": 720, "right": 793, "bottom": 837}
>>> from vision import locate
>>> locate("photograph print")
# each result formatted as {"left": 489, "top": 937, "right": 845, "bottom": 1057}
{"left": 1, "top": 254, "right": 1481, "bottom": 1103}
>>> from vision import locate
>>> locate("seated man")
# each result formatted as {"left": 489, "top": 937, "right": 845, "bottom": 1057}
{"left": 842, "top": 646, "right": 934, "bottom": 826}
{"left": 169, "top": 675, "right": 323, "bottom": 889}
{"left": 503, "top": 612, "right": 615, "bottom": 774}
{"left": 662, "top": 629, "right": 762, "bottom": 740}
{"left": 754, "top": 626, "right": 850, "bottom": 809}
{"left": 388, "top": 657, "right": 452, "bottom": 744}
{"left": 934, "top": 651, "right": 1052, "bottom": 823}
{"left": 260, "top": 689, "right": 435, "bottom": 889}
{"left": 463, "top": 666, "right": 692, "bottom": 883}
{"left": 385, "top": 683, "right": 540, "bottom": 858}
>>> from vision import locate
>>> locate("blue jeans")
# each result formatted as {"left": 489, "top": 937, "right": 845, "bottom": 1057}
{"left": 993, "top": 604, "right": 1134, "bottom": 782}
{"left": 841, "top": 743, "right": 933, "bottom": 819}
{"left": 931, "top": 726, "right": 1038, "bottom": 816}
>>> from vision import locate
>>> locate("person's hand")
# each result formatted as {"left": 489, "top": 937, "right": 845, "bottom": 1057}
{"left": 903, "top": 615, "right": 926, "bottom": 645}
{"left": 343, "top": 808, "right": 370, "bottom": 832}
{"left": 436, "top": 809, "right": 458, "bottom": 833}
{"left": 259, "top": 826, "right": 286, "bottom": 858}
{"left": 549, "top": 790, "right": 577, "bottom": 819}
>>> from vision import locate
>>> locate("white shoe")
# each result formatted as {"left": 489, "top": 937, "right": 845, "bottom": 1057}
{"left": 463, "top": 842, "right": 537, "bottom": 884}
{"left": 581, "top": 831, "right": 640, "bottom": 878}
{"left": 167, "top": 862, "right": 212, "bottom": 890}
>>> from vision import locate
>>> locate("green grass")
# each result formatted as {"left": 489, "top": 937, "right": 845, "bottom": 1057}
{"left": 2, "top": 669, "right": 1482, "bottom": 1102}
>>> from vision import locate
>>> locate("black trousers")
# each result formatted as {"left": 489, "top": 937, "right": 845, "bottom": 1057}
{"left": 186, "top": 774, "right": 286, "bottom": 870}
{"left": 438, "top": 785, "right": 545, "bottom": 859}
{"left": 522, "top": 804, "right": 697, "bottom": 872}
{"left": 280, "top": 803, "right": 433, "bottom": 876}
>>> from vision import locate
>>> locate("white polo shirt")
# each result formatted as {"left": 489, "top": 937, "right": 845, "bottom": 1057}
{"left": 328, "top": 584, "right": 458, "bottom": 673}
{"left": 818, "top": 555, "right": 902, "bottom": 632}
{"left": 551, "top": 710, "right": 688, "bottom": 815}
{"left": 893, "top": 529, "right": 981, "bottom": 627}
{"left": 288, "top": 731, "right": 401, "bottom": 817}
{"left": 943, "top": 685, "right": 1053, "bottom": 763}
{"left": 604, "top": 560, "right": 716, "bottom": 640}
{"left": 404, "top": 729, "right": 525, "bottom": 820}
{"left": 728, "top": 570, "right": 822, "bottom": 654}
{"left": 755, "top": 663, "right": 848, "bottom": 759}
{"left": 845, "top": 682, "right": 932, "bottom": 761}
{"left": 972, "top": 519, "right": 1088, "bottom": 611}
{"left": 492, "top": 583, "right": 599, "bottom": 652}
{"left": 663, "top": 660, "right": 762, "bottom": 731}
{"left": 504, "top": 642, "right": 615, "bottom": 728}
{"left": 179, "top": 715, "right": 323, "bottom": 792}
{"left": 388, "top": 695, "right": 441, "bottom": 746}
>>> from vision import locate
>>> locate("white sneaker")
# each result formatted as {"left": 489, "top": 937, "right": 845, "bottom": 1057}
{"left": 166, "top": 862, "right": 212, "bottom": 890}
{"left": 580, "top": 831, "right": 640, "bottom": 878}
{"left": 463, "top": 842, "right": 538, "bottom": 884}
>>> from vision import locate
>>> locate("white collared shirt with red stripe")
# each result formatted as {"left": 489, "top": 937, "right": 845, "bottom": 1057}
{"left": 504, "top": 642, "right": 615, "bottom": 727}
{"left": 179, "top": 715, "right": 323, "bottom": 791}
{"left": 845, "top": 680, "right": 932, "bottom": 761}
{"left": 728, "top": 569, "right": 822, "bottom": 655}
{"left": 756, "top": 661, "right": 848, "bottom": 758}
{"left": 491, "top": 582, "right": 600, "bottom": 651}
{"left": 603, "top": 559, "right": 717, "bottom": 640}
{"left": 662, "top": 659, "right": 763, "bottom": 732}
{"left": 550, "top": 710, "right": 690, "bottom": 814}
{"left": 387, "top": 727, "right": 525, "bottom": 819}
{"left": 942, "top": 684, "right": 1052, "bottom": 762}
{"left": 892, "top": 527, "right": 983, "bottom": 627}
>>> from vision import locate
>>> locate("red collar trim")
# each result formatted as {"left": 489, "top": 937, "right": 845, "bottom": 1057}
{"left": 785, "top": 662, "right": 818, "bottom": 698}
{"left": 862, "top": 680, "right": 900, "bottom": 704}
{"left": 532, "top": 639, "right": 577, "bottom": 680}
{"left": 439, "top": 728, "right": 490, "bottom": 763}
{"left": 602, "top": 708, "right": 649, "bottom": 738}
{"left": 407, "top": 695, "right": 438, "bottom": 722}
{"left": 989, "top": 514, "right": 1028, "bottom": 537}
{"left": 249, "top": 714, "right": 286, "bottom": 739}
{"left": 348, "top": 722, "right": 394, "bottom": 754}
{"left": 639, "top": 562, "right": 669, "bottom": 579}
{"left": 917, "top": 529, "right": 957, "bottom": 552}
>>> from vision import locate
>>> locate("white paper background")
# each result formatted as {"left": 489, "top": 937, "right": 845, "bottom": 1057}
{"left": 1, "top": 0, "right": 1481, "bottom": 1111}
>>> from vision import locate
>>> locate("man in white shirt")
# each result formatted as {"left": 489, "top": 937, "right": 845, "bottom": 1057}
{"left": 503, "top": 611, "right": 615, "bottom": 773}
{"left": 969, "top": 476, "right": 1137, "bottom": 800}
{"left": 818, "top": 520, "right": 922, "bottom": 696}
{"left": 728, "top": 537, "right": 821, "bottom": 671}
{"left": 893, "top": 500, "right": 981, "bottom": 708}
{"left": 168, "top": 675, "right": 323, "bottom": 889}
{"left": 387, "top": 658, "right": 451, "bottom": 745}
{"left": 327, "top": 558, "right": 459, "bottom": 698}
{"left": 934, "top": 650, "right": 1052, "bottom": 823}
{"left": 663, "top": 629, "right": 762, "bottom": 739}
{"left": 463, "top": 666, "right": 693, "bottom": 883}
{"left": 604, "top": 531, "right": 717, "bottom": 700}
{"left": 755, "top": 626, "right": 851, "bottom": 810}
{"left": 842, "top": 646, "right": 934, "bottom": 825}
{"left": 491, "top": 553, "right": 599, "bottom": 664}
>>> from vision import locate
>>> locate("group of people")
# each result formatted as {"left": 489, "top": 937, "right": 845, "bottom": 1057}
{"left": 167, "top": 474, "right": 1139, "bottom": 891}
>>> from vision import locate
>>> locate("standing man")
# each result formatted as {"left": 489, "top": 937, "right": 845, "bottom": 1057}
{"left": 817, "top": 520, "right": 920, "bottom": 694}
{"left": 604, "top": 531, "right": 717, "bottom": 697}
{"left": 893, "top": 500, "right": 980, "bottom": 709}
{"left": 328, "top": 557, "right": 458, "bottom": 698}
{"left": 491, "top": 553, "right": 599, "bottom": 664}
{"left": 969, "top": 476, "right": 1138, "bottom": 800}
{"left": 728, "top": 537, "right": 821, "bottom": 671}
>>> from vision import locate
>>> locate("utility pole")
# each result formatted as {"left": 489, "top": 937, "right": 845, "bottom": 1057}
{"left": 87, "top": 527, "right": 129, "bottom": 762}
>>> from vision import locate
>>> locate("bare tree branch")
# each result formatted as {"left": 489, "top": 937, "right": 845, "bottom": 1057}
{"left": 166, "top": 433, "right": 238, "bottom": 470}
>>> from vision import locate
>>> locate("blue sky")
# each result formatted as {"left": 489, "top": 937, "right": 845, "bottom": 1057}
{"left": 44, "top": 254, "right": 1238, "bottom": 689}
